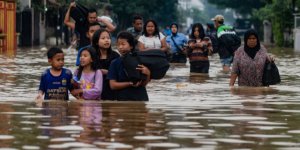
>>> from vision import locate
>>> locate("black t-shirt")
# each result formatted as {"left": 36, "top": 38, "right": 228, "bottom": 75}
{"left": 99, "top": 51, "right": 120, "bottom": 100}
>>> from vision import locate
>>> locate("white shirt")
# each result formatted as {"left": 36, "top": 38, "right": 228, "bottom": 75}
{"left": 138, "top": 32, "right": 165, "bottom": 50}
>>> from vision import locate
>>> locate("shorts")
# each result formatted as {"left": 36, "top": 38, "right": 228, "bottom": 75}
{"left": 220, "top": 56, "right": 233, "bottom": 67}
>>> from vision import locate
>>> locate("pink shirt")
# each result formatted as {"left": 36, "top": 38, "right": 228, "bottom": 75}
{"left": 74, "top": 69, "right": 103, "bottom": 100}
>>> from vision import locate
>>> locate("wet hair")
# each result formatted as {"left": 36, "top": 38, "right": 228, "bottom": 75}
{"left": 189, "top": 23, "right": 205, "bottom": 40}
{"left": 88, "top": 8, "right": 97, "bottom": 14}
{"left": 143, "top": 19, "right": 160, "bottom": 38}
{"left": 117, "top": 31, "right": 135, "bottom": 51}
{"left": 88, "top": 22, "right": 101, "bottom": 30}
{"left": 133, "top": 15, "right": 143, "bottom": 23}
{"left": 92, "top": 29, "right": 113, "bottom": 59}
{"left": 76, "top": 47, "right": 100, "bottom": 80}
{"left": 47, "top": 47, "right": 63, "bottom": 59}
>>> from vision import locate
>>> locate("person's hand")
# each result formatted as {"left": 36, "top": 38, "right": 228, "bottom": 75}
{"left": 267, "top": 55, "right": 275, "bottom": 62}
{"left": 71, "top": 89, "right": 83, "bottom": 99}
{"left": 130, "top": 81, "right": 142, "bottom": 87}
{"left": 101, "top": 69, "right": 108, "bottom": 75}
{"left": 35, "top": 94, "right": 43, "bottom": 107}
{"left": 69, "top": 2, "right": 76, "bottom": 8}
{"left": 136, "top": 64, "right": 150, "bottom": 76}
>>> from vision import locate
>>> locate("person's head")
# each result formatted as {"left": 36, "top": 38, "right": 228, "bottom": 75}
{"left": 170, "top": 23, "right": 178, "bottom": 34}
{"left": 190, "top": 23, "right": 205, "bottom": 40}
{"left": 244, "top": 29, "right": 260, "bottom": 49}
{"left": 88, "top": 8, "right": 97, "bottom": 23}
{"left": 211, "top": 14, "right": 224, "bottom": 28}
{"left": 87, "top": 22, "right": 101, "bottom": 41}
{"left": 79, "top": 47, "right": 99, "bottom": 69}
{"left": 47, "top": 47, "right": 64, "bottom": 70}
{"left": 77, "top": 47, "right": 99, "bottom": 80}
{"left": 117, "top": 31, "right": 135, "bottom": 55}
{"left": 132, "top": 15, "right": 143, "bottom": 32}
{"left": 92, "top": 29, "right": 112, "bottom": 56}
{"left": 143, "top": 19, "right": 159, "bottom": 37}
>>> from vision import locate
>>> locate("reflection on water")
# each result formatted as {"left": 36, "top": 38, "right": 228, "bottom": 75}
{"left": 0, "top": 47, "right": 300, "bottom": 149}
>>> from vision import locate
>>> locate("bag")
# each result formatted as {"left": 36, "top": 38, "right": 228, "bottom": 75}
{"left": 122, "top": 52, "right": 146, "bottom": 84}
{"left": 138, "top": 49, "right": 170, "bottom": 79}
{"left": 122, "top": 50, "right": 170, "bottom": 81}
{"left": 262, "top": 60, "right": 281, "bottom": 86}
{"left": 70, "top": 2, "right": 88, "bottom": 23}
{"left": 217, "top": 26, "right": 241, "bottom": 55}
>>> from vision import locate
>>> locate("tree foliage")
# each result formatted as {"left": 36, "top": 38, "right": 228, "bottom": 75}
{"left": 253, "top": 0, "right": 294, "bottom": 46}
{"left": 207, "top": 0, "right": 267, "bottom": 16}
{"left": 110, "top": 0, "right": 178, "bottom": 30}
{"left": 208, "top": 0, "right": 297, "bottom": 46}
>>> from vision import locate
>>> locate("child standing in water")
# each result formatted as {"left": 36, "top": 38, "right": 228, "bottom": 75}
{"left": 72, "top": 47, "right": 103, "bottom": 100}
{"left": 36, "top": 47, "right": 74, "bottom": 101}
{"left": 92, "top": 29, "right": 120, "bottom": 100}
{"left": 107, "top": 31, "right": 151, "bottom": 101}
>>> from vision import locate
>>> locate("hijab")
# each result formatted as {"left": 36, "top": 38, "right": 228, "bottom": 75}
{"left": 244, "top": 29, "right": 260, "bottom": 59}
{"left": 170, "top": 23, "right": 178, "bottom": 36}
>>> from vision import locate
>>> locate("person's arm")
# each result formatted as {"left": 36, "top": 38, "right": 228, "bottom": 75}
{"left": 160, "top": 37, "right": 168, "bottom": 51}
{"left": 64, "top": 2, "right": 76, "bottom": 30}
{"left": 138, "top": 41, "right": 146, "bottom": 51}
{"left": 36, "top": 71, "right": 47, "bottom": 101}
{"left": 136, "top": 65, "right": 151, "bottom": 86}
{"left": 229, "top": 73, "right": 238, "bottom": 86}
{"left": 97, "top": 17, "right": 116, "bottom": 32}
{"left": 110, "top": 80, "right": 135, "bottom": 90}
{"left": 35, "top": 90, "right": 44, "bottom": 101}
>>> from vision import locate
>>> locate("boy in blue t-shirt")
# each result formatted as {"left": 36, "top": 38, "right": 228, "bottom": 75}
{"left": 36, "top": 47, "right": 74, "bottom": 101}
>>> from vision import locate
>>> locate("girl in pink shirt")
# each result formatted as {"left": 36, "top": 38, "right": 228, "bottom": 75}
{"left": 72, "top": 47, "right": 103, "bottom": 100}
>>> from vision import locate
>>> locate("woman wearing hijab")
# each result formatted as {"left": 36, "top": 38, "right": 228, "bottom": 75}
{"left": 166, "top": 23, "right": 188, "bottom": 63}
{"left": 230, "top": 29, "right": 271, "bottom": 86}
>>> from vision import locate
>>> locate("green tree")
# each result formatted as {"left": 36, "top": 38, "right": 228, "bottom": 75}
{"left": 110, "top": 0, "right": 178, "bottom": 31}
{"left": 207, "top": 0, "right": 267, "bottom": 16}
{"left": 253, "top": 0, "right": 294, "bottom": 46}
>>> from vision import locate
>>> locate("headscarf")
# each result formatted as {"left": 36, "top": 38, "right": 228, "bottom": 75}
{"left": 170, "top": 23, "right": 178, "bottom": 36}
{"left": 244, "top": 29, "right": 260, "bottom": 59}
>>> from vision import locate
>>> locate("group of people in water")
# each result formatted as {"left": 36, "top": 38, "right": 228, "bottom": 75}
{"left": 35, "top": 2, "right": 276, "bottom": 102}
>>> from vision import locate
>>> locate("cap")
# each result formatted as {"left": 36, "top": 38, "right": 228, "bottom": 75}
{"left": 211, "top": 15, "right": 224, "bottom": 22}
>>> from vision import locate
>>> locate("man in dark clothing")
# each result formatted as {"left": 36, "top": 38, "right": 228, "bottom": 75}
{"left": 64, "top": 2, "right": 115, "bottom": 49}
{"left": 212, "top": 14, "right": 240, "bottom": 72}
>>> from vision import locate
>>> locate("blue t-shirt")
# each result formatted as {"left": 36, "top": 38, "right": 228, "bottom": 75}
{"left": 166, "top": 33, "right": 188, "bottom": 53}
{"left": 38, "top": 68, "right": 73, "bottom": 100}
{"left": 107, "top": 58, "right": 148, "bottom": 101}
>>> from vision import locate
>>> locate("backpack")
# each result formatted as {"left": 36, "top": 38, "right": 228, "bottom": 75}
{"left": 122, "top": 49, "right": 170, "bottom": 82}
{"left": 217, "top": 25, "right": 241, "bottom": 55}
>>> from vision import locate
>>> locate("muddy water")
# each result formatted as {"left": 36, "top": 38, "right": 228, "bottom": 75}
{"left": 0, "top": 47, "right": 300, "bottom": 149}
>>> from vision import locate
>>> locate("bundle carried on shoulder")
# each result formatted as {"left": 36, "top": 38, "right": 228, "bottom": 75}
{"left": 122, "top": 49, "right": 170, "bottom": 82}
{"left": 70, "top": 2, "right": 89, "bottom": 23}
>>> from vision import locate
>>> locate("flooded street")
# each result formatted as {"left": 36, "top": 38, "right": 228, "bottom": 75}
{"left": 0, "top": 46, "right": 300, "bottom": 149}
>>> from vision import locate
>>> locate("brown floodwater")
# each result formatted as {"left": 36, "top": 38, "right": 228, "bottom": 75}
{"left": 0, "top": 46, "right": 300, "bottom": 149}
